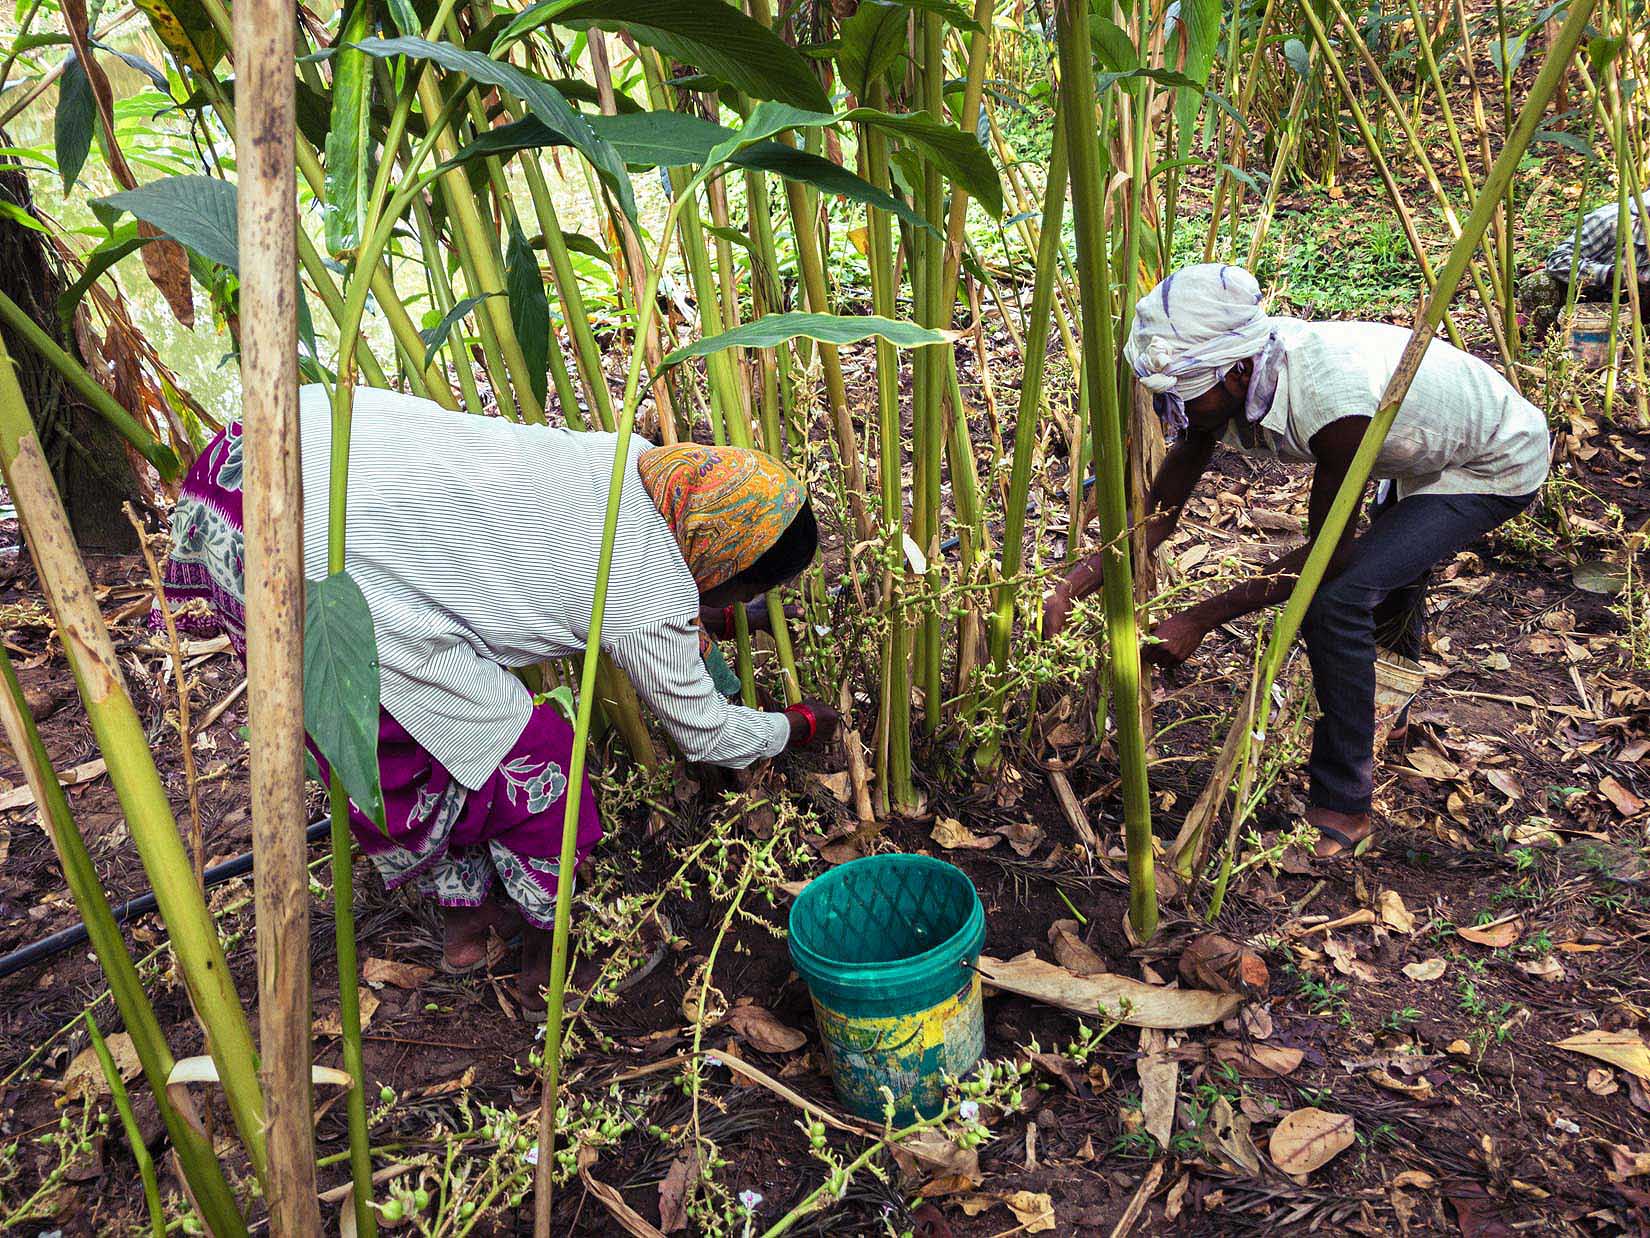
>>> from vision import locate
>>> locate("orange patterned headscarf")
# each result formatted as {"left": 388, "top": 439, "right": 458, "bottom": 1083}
{"left": 637, "top": 444, "right": 806, "bottom": 591}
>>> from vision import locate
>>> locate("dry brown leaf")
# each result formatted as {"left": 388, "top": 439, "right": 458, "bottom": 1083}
{"left": 995, "top": 821, "right": 1044, "bottom": 856}
{"left": 1486, "top": 769, "right": 1524, "bottom": 801}
{"left": 725, "top": 1000, "right": 806, "bottom": 1055}
{"left": 1138, "top": 1027, "right": 1178, "bottom": 1147}
{"left": 363, "top": 958, "right": 435, "bottom": 990}
{"left": 889, "top": 1128, "right": 979, "bottom": 1191}
{"left": 1269, "top": 1108, "right": 1355, "bottom": 1176}
{"left": 1599, "top": 776, "right": 1647, "bottom": 817}
{"left": 1587, "top": 1068, "right": 1620, "bottom": 1097}
{"left": 1201, "top": 1093, "right": 1262, "bottom": 1176}
{"left": 313, "top": 992, "right": 380, "bottom": 1038}
{"left": 1404, "top": 750, "right": 1461, "bottom": 781}
{"left": 1402, "top": 958, "right": 1448, "bottom": 982}
{"left": 930, "top": 816, "right": 1000, "bottom": 850}
{"left": 1367, "top": 1070, "right": 1432, "bottom": 1099}
{"left": 1516, "top": 956, "right": 1565, "bottom": 983}
{"left": 1211, "top": 1040, "right": 1304, "bottom": 1078}
{"left": 1393, "top": 1170, "right": 1436, "bottom": 1190}
{"left": 579, "top": 1150, "right": 667, "bottom": 1238}
{"left": 1457, "top": 916, "right": 1522, "bottom": 948}
{"left": 1554, "top": 1029, "right": 1650, "bottom": 1080}
{"left": 62, "top": 1031, "right": 140, "bottom": 1101}
{"left": 1377, "top": 890, "right": 1415, "bottom": 933}
{"left": 1608, "top": 1146, "right": 1650, "bottom": 1182}
{"left": 658, "top": 1153, "right": 695, "bottom": 1233}
{"left": 978, "top": 953, "right": 1244, "bottom": 1028}
{"left": 1047, "top": 919, "right": 1108, "bottom": 977}
{"left": 810, "top": 771, "right": 853, "bottom": 804}
{"left": 1178, "top": 933, "right": 1269, "bottom": 995}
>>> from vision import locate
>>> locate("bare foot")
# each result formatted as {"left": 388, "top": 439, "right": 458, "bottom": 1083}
{"left": 441, "top": 898, "right": 522, "bottom": 973}
{"left": 519, "top": 929, "right": 551, "bottom": 1022}
{"left": 1309, "top": 806, "right": 1374, "bottom": 859}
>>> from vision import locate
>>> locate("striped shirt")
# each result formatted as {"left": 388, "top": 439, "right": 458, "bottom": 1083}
{"left": 297, "top": 385, "right": 791, "bottom": 789}
{"left": 1546, "top": 196, "right": 1650, "bottom": 291}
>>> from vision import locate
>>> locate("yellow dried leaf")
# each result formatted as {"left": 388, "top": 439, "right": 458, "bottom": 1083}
{"left": 931, "top": 817, "right": 999, "bottom": 851}
{"left": 1554, "top": 1029, "right": 1650, "bottom": 1080}
{"left": 1457, "top": 917, "right": 1522, "bottom": 949}
{"left": 1377, "top": 890, "right": 1414, "bottom": 933}
{"left": 1403, "top": 957, "right": 1447, "bottom": 981}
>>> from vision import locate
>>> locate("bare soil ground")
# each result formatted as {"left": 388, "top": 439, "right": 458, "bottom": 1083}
{"left": 3, "top": 342, "right": 1649, "bottom": 1233}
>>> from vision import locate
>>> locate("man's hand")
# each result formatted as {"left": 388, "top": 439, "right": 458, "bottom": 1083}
{"left": 1043, "top": 583, "right": 1074, "bottom": 640}
{"left": 785, "top": 699, "right": 841, "bottom": 748}
{"left": 1143, "top": 611, "right": 1208, "bottom": 668}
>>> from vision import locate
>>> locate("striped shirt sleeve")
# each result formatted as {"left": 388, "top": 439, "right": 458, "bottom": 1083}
{"left": 605, "top": 617, "right": 792, "bottom": 766}
{"left": 1548, "top": 203, "right": 1648, "bottom": 289}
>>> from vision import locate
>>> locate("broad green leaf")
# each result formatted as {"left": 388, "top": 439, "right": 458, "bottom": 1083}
{"left": 94, "top": 175, "right": 239, "bottom": 272}
{"left": 93, "top": 41, "right": 173, "bottom": 92}
{"left": 1534, "top": 128, "right": 1600, "bottom": 162}
{"left": 838, "top": 0, "right": 909, "bottom": 97}
{"left": 325, "top": 0, "right": 375, "bottom": 255}
{"left": 385, "top": 0, "right": 420, "bottom": 36}
{"left": 494, "top": 0, "right": 830, "bottom": 112}
{"left": 419, "top": 292, "right": 499, "bottom": 370}
{"left": 881, "top": 0, "right": 981, "bottom": 31}
{"left": 56, "top": 53, "right": 96, "bottom": 194}
{"left": 732, "top": 141, "right": 936, "bottom": 236}
{"left": 839, "top": 107, "right": 1004, "bottom": 217}
{"left": 1587, "top": 34, "right": 1623, "bottom": 70}
{"left": 131, "top": 0, "right": 225, "bottom": 75}
{"left": 58, "top": 225, "right": 146, "bottom": 328}
{"left": 1489, "top": 31, "right": 1528, "bottom": 79}
{"left": 1089, "top": 13, "right": 1139, "bottom": 72}
{"left": 661, "top": 312, "right": 950, "bottom": 371}
{"left": 506, "top": 218, "right": 549, "bottom": 411}
{"left": 447, "top": 112, "right": 937, "bottom": 235}
{"left": 1166, "top": 0, "right": 1220, "bottom": 158}
{"left": 304, "top": 571, "right": 386, "bottom": 833}
{"left": 1283, "top": 37, "right": 1313, "bottom": 81}
{"left": 353, "top": 36, "right": 638, "bottom": 222}
{"left": 551, "top": 229, "right": 611, "bottom": 264}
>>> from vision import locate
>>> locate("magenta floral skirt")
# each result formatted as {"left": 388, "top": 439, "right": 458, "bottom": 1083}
{"left": 161, "top": 422, "right": 601, "bottom": 929}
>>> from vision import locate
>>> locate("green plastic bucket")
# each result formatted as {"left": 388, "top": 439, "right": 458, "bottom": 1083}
{"left": 789, "top": 854, "right": 986, "bottom": 1122}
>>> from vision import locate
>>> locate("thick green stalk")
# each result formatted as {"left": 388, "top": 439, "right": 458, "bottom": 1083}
{"left": 412, "top": 193, "right": 487, "bottom": 414}
{"left": 0, "top": 289, "right": 178, "bottom": 479}
{"left": 533, "top": 191, "right": 690, "bottom": 1238}
{"left": 914, "top": 10, "right": 947, "bottom": 734}
{"left": 1174, "top": 0, "right": 1597, "bottom": 879}
{"left": 0, "top": 339, "right": 269, "bottom": 1184}
{"left": 1056, "top": 0, "right": 1157, "bottom": 940}
{"left": 0, "top": 651, "right": 246, "bottom": 1236}
{"left": 978, "top": 101, "right": 1068, "bottom": 769}
{"left": 87, "top": 1014, "right": 166, "bottom": 1237}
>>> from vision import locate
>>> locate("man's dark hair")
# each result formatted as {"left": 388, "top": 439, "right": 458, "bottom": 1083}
{"left": 730, "top": 500, "right": 818, "bottom": 592}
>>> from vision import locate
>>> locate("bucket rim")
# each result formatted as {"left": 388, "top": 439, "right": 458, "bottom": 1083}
{"left": 789, "top": 853, "right": 984, "bottom": 979}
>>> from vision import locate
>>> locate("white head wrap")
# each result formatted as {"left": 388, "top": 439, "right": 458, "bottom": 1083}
{"left": 1124, "top": 264, "right": 1284, "bottom": 434}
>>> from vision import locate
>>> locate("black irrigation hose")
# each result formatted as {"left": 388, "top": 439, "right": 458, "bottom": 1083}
{"left": 0, "top": 818, "right": 331, "bottom": 980}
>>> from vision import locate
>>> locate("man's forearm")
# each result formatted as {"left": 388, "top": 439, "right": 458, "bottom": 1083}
{"left": 1183, "top": 547, "right": 1308, "bottom": 628}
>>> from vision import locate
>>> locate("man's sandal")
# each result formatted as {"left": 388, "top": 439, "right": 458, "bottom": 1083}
{"left": 1312, "top": 820, "right": 1375, "bottom": 860}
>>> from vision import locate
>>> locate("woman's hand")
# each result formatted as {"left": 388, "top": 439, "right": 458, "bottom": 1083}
{"left": 1143, "top": 611, "right": 1209, "bottom": 668}
{"left": 784, "top": 699, "right": 841, "bottom": 748}
{"left": 700, "top": 598, "right": 804, "bottom": 639}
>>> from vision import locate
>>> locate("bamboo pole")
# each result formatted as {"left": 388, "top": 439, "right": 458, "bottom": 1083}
{"left": 0, "top": 335, "right": 269, "bottom": 1185}
{"left": 1172, "top": 0, "right": 1598, "bottom": 880}
{"left": 234, "top": 0, "right": 320, "bottom": 1225}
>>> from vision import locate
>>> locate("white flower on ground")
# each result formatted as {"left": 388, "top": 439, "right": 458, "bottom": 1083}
{"left": 958, "top": 1100, "right": 980, "bottom": 1122}
{"left": 739, "top": 1189, "right": 763, "bottom": 1211}
{"left": 524, "top": 1144, "right": 539, "bottom": 1165}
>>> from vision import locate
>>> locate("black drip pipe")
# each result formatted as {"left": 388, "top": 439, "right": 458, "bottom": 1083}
{"left": 0, "top": 818, "right": 331, "bottom": 980}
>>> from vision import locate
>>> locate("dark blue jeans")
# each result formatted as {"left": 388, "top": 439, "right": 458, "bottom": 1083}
{"left": 1299, "top": 488, "right": 1536, "bottom": 814}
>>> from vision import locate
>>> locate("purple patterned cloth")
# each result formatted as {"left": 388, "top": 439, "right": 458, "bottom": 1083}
{"left": 161, "top": 422, "right": 601, "bottom": 928}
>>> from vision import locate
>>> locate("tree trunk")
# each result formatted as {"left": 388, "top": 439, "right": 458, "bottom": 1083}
{"left": 0, "top": 165, "right": 141, "bottom": 554}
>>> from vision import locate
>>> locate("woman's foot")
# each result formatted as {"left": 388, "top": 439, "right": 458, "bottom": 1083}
{"left": 1309, "top": 806, "right": 1375, "bottom": 859}
{"left": 441, "top": 898, "right": 522, "bottom": 974}
{"left": 519, "top": 929, "right": 551, "bottom": 1022}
